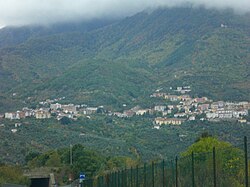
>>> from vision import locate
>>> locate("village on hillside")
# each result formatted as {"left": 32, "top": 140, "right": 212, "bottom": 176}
{"left": 1, "top": 86, "right": 250, "bottom": 131}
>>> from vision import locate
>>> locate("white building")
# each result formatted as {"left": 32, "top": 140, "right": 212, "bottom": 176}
{"left": 155, "top": 117, "right": 185, "bottom": 125}
{"left": 217, "top": 109, "right": 233, "bottom": 119}
{"left": 82, "top": 107, "right": 98, "bottom": 115}
{"left": 61, "top": 104, "right": 77, "bottom": 114}
{"left": 189, "top": 116, "right": 196, "bottom": 121}
{"left": 174, "top": 113, "right": 186, "bottom": 118}
{"left": 5, "top": 112, "right": 20, "bottom": 120}
{"left": 11, "top": 129, "right": 18, "bottom": 133}
{"left": 206, "top": 113, "right": 219, "bottom": 119}
{"left": 22, "top": 108, "right": 35, "bottom": 117}
{"left": 154, "top": 105, "right": 166, "bottom": 112}
{"left": 233, "top": 110, "right": 248, "bottom": 118}
{"left": 136, "top": 109, "right": 148, "bottom": 115}
{"left": 50, "top": 103, "right": 62, "bottom": 110}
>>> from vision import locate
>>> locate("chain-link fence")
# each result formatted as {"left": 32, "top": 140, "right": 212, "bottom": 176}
{"left": 79, "top": 136, "right": 249, "bottom": 187}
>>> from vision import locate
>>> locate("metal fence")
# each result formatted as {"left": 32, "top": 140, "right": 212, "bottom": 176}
{"left": 79, "top": 136, "right": 249, "bottom": 187}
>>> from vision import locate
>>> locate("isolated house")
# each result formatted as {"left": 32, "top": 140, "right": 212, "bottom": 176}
{"left": 154, "top": 105, "right": 166, "bottom": 112}
{"left": 155, "top": 117, "right": 185, "bottom": 125}
{"left": 136, "top": 109, "right": 148, "bottom": 115}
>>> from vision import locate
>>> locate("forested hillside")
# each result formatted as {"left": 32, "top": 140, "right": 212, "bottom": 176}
{"left": 0, "top": 7, "right": 249, "bottom": 112}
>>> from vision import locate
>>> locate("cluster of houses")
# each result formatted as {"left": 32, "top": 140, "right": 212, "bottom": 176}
{"left": 3, "top": 107, "right": 49, "bottom": 120}
{"left": 50, "top": 103, "right": 101, "bottom": 120}
{"left": 149, "top": 91, "right": 250, "bottom": 128}
{"left": 1, "top": 88, "right": 250, "bottom": 129}
{"left": 2, "top": 103, "right": 102, "bottom": 121}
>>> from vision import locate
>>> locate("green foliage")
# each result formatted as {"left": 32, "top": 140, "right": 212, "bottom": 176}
{"left": 26, "top": 144, "right": 139, "bottom": 184}
{"left": 0, "top": 165, "right": 30, "bottom": 186}
{"left": 0, "top": 116, "right": 249, "bottom": 185}
{"left": 60, "top": 116, "right": 72, "bottom": 125}
{"left": 181, "top": 137, "right": 233, "bottom": 156}
{"left": 69, "top": 144, "right": 105, "bottom": 177}
{"left": 195, "top": 131, "right": 212, "bottom": 142}
{"left": 181, "top": 136, "right": 245, "bottom": 186}
{"left": 25, "top": 151, "right": 40, "bottom": 164}
{"left": 0, "top": 116, "right": 249, "bottom": 165}
{"left": 45, "top": 152, "right": 61, "bottom": 167}
{"left": 104, "top": 156, "right": 138, "bottom": 173}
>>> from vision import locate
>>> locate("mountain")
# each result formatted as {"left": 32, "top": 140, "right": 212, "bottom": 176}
{"left": 0, "top": 19, "right": 116, "bottom": 48}
{"left": 0, "top": 7, "right": 249, "bottom": 112}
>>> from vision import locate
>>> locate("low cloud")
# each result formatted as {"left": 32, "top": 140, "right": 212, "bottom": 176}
{"left": 0, "top": 0, "right": 249, "bottom": 27}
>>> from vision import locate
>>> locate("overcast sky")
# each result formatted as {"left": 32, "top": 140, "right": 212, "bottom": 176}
{"left": 0, "top": 0, "right": 249, "bottom": 27}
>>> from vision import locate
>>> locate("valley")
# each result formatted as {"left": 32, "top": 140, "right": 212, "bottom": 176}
{"left": 0, "top": 6, "right": 250, "bottom": 186}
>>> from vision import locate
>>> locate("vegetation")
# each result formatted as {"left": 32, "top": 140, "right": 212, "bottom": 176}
{"left": 0, "top": 7, "right": 249, "bottom": 112}
{"left": 180, "top": 136, "right": 245, "bottom": 187}
{"left": 0, "top": 116, "right": 249, "bottom": 165}
{"left": 0, "top": 118, "right": 249, "bottom": 185}
{"left": 0, "top": 7, "right": 249, "bottom": 186}
{"left": 25, "top": 144, "right": 138, "bottom": 185}
{"left": 0, "top": 165, "right": 30, "bottom": 186}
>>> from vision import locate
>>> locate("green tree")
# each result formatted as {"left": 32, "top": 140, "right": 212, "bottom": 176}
{"left": 60, "top": 116, "right": 72, "bottom": 125}
{"left": 25, "top": 151, "right": 40, "bottom": 163}
{"left": 182, "top": 137, "right": 232, "bottom": 155}
{"left": 181, "top": 137, "right": 244, "bottom": 187}
{"left": 71, "top": 145, "right": 104, "bottom": 178}
{"left": 45, "top": 152, "right": 61, "bottom": 167}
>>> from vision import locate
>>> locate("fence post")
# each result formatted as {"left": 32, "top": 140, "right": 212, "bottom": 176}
{"left": 111, "top": 172, "right": 114, "bottom": 187}
{"left": 136, "top": 165, "right": 139, "bottom": 187}
{"left": 171, "top": 160, "right": 174, "bottom": 186}
{"left": 91, "top": 178, "right": 94, "bottom": 187}
{"left": 152, "top": 161, "right": 155, "bottom": 187}
{"left": 122, "top": 170, "right": 124, "bottom": 187}
{"left": 245, "top": 136, "right": 249, "bottom": 187}
{"left": 130, "top": 166, "right": 133, "bottom": 187}
{"left": 107, "top": 174, "right": 110, "bottom": 187}
{"left": 123, "top": 169, "right": 126, "bottom": 187}
{"left": 101, "top": 176, "right": 103, "bottom": 187}
{"left": 125, "top": 168, "right": 127, "bottom": 187}
{"left": 117, "top": 171, "right": 120, "bottom": 187}
{"left": 116, "top": 171, "right": 118, "bottom": 187}
{"left": 109, "top": 173, "right": 112, "bottom": 187}
{"left": 101, "top": 176, "right": 104, "bottom": 187}
{"left": 144, "top": 163, "right": 147, "bottom": 187}
{"left": 98, "top": 176, "right": 100, "bottom": 187}
{"left": 112, "top": 172, "right": 115, "bottom": 187}
{"left": 176, "top": 156, "right": 178, "bottom": 187}
{"left": 192, "top": 152, "right": 195, "bottom": 187}
{"left": 162, "top": 159, "right": 165, "bottom": 187}
{"left": 213, "top": 147, "right": 217, "bottom": 187}
{"left": 114, "top": 172, "right": 117, "bottom": 187}
{"left": 108, "top": 173, "right": 111, "bottom": 187}
{"left": 111, "top": 173, "right": 113, "bottom": 187}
